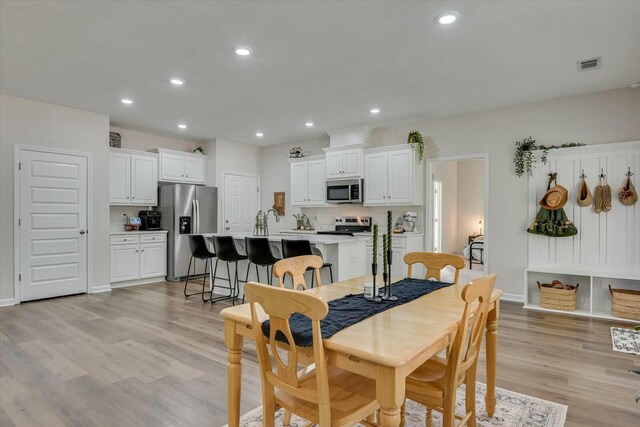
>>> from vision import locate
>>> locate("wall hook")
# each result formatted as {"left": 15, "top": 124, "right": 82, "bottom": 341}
{"left": 579, "top": 169, "right": 586, "bottom": 179}
{"left": 626, "top": 166, "right": 633, "bottom": 177}
{"left": 599, "top": 168, "right": 605, "bottom": 178}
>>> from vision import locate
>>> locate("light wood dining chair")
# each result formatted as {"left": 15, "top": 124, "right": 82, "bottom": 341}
{"left": 244, "top": 283, "right": 380, "bottom": 427}
{"left": 402, "top": 274, "right": 497, "bottom": 427}
{"left": 404, "top": 252, "right": 466, "bottom": 284}
{"left": 273, "top": 255, "right": 323, "bottom": 290}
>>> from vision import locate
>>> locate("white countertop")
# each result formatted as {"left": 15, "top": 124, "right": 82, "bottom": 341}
{"left": 276, "top": 230, "right": 424, "bottom": 238}
{"left": 110, "top": 230, "right": 168, "bottom": 235}
{"left": 199, "top": 231, "right": 369, "bottom": 245}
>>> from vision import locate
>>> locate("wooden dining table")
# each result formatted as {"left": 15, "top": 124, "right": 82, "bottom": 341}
{"left": 221, "top": 275, "right": 503, "bottom": 427}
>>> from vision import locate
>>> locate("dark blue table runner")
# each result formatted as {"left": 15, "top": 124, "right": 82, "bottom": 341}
{"left": 262, "top": 278, "right": 453, "bottom": 347}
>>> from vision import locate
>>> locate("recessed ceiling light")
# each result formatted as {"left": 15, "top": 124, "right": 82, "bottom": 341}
{"left": 370, "top": 108, "right": 380, "bottom": 114}
{"left": 170, "top": 78, "right": 185, "bottom": 86}
{"left": 235, "top": 46, "right": 253, "bottom": 56}
{"left": 305, "top": 122, "right": 314, "bottom": 127}
{"left": 436, "top": 12, "right": 459, "bottom": 25}
{"left": 121, "top": 98, "right": 133, "bottom": 104}
{"left": 631, "top": 82, "right": 640, "bottom": 89}
{"left": 255, "top": 132, "right": 264, "bottom": 137}
{"left": 177, "top": 123, "right": 187, "bottom": 129}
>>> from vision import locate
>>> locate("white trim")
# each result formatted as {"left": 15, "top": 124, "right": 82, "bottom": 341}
{"left": 89, "top": 285, "right": 112, "bottom": 294}
{"left": 109, "top": 277, "right": 165, "bottom": 289}
{"left": 0, "top": 298, "right": 18, "bottom": 307}
{"left": 501, "top": 293, "right": 525, "bottom": 303}
{"left": 426, "top": 153, "right": 490, "bottom": 276}
{"left": 220, "top": 171, "right": 261, "bottom": 233}
{"left": 13, "top": 144, "right": 94, "bottom": 303}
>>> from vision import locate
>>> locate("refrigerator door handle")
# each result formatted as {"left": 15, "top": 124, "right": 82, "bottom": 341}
{"left": 195, "top": 200, "right": 201, "bottom": 234}
{"left": 192, "top": 200, "right": 197, "bottom": 234}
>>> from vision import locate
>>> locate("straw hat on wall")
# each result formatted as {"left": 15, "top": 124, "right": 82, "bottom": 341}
{"left": 540, "top": 184, "right": 569, "bottom": 210}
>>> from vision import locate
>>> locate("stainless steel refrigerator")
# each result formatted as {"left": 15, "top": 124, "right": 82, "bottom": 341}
{"left": 158, "top": 183, "right": 218, "bottom": 281}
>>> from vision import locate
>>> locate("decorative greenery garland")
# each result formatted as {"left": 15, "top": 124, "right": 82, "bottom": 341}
{"left": 513, "top": 136, "right": 585, "bottom": 177}
{"left": 407, "top": 130, "right": 424, "bottom": 162}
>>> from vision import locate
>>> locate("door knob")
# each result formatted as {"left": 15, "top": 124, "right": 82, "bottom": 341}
{"left": 225, "top": 220, "right": 229, "bottom": 223}
{"left": 225, "top": 226, "right": 230, "bottom": 230}
{"left": 79, "top": 230, "right": 86, "bottom": 235}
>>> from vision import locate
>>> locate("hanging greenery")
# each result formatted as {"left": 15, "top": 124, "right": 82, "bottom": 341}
{"left": 193, "top": 146, "right": 205, "bottom": 154}
{"left": 407, "top": 130, "right": 424, "bottom": 162}
{"left": 513, "top": 137, "right": 585, "bottom": 177}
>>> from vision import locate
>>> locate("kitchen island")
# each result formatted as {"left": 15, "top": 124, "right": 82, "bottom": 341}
{"left": 198, "top": 232, "right": 368, "bottom": 292}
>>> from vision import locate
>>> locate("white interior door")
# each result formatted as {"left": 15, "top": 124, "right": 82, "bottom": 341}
{"left": 433, "top": 181, "right": 442, "bottom": 252}
{"left": 18, "top": 148, "right": 88, "bottom": 301}
{"left": 223, "top": 173, "right": 259, "bottom": 232}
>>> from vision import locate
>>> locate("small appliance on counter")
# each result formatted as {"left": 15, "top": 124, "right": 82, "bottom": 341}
{"left": 138, "top": 210, "right": 161, "bottom": 231}
{"left": 403, "top": 212, "right": 418, "bottom": 233}
{"left": 122, "top": 214, "right": 141, "bottom": 231}
{"left": 317, "top": 216, "right": 371, "bottom": 236}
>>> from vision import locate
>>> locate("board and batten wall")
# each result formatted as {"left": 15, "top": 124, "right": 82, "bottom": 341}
{"left": 259, "top": 88, "right": 640, "bottom": 300}
{"left": 0, "top": 94, "right": 110, "bottom": 303}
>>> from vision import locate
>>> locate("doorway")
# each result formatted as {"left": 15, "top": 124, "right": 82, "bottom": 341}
{"left": 222, "top": 172, "right": 260, "bottom": 233}
{"left": 427, "top": 154, "right": 489, "bottom": 282}
{"left": 15, "top": 146, "right": 91, "bottom": 301}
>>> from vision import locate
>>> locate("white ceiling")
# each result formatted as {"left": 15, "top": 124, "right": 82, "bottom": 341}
{"left": 1, "top": 1, "right": 639, "bottom": 146}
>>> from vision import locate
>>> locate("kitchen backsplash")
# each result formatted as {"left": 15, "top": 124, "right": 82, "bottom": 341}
{"left": 110, "top": 205, "right": 155, "bottom": 231}
{"left": 300, "top": 205, "right": 425, "bottom": 232}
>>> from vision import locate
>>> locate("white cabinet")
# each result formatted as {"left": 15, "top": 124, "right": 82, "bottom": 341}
{"left": 109, "top": 149, "right": 158, "bottom": 206}
{"left": 365, "top": 233, "right": 425, "bottom": 278}
{"left": 156, "top": 148, "right": 207, "bottom": 184}
{"left": 364, "top": 145, "right": 422, "bottom": 206}
{"left": 289, "top": 157, "right": 326, "bottom": 207}
{"left": 325, "top": 148, "right": 363, "bottom": 179}
{"left": 110, "top": 244, "right": 139, "bottom": 282}
{"left": 110, "top": 233, "right": 167, "bottom": 284}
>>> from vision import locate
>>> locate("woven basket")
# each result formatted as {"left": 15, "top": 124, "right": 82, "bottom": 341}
{"left": 609, "top": 285, "right": 640, "bottom": 321}
{"left": 537, "top": 282, "right": 579, "bottom": 311}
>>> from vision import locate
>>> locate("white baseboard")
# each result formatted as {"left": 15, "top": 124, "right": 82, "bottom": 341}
{"left": 110, "top": 277, "right": 166, "bottom": 289}
{"left": 90, "top": 285, "right": 112, "bottom": 294}
{"left": 0, "top": 298, "right": 17, "bottom": 307}
{"left": 501, "top": 293, "right": 524, "bottom": 303}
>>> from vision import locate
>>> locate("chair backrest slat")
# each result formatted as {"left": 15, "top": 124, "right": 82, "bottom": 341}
{"left": 273, "top": 255, "right": 323, "bottom": 290}
{"left": 404, "top": 252, "right": 466, "bottom": 284}
{"left": 244, "top": 283, "right": 330, "bottom": 417}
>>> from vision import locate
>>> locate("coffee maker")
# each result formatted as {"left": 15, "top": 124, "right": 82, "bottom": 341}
{"left": 138, "top": 210, "right": 161, "bottom": 231}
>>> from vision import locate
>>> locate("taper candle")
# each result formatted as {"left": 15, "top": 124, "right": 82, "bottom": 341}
{"left": 372, "top": 224, "right": 378, "bottom": 264}
{"left": 387, "top": 210, "right": 392, "bottom": 254}
{"left": 383, "top": 233, "right": 388, "bottom": 274}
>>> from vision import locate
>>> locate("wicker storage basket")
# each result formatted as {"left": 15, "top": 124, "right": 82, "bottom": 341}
{"left": 537, "top": 282, "right": 579, "bottom": 311}
{"left": 609, "top": 285, "right": 640, "bottom": 321}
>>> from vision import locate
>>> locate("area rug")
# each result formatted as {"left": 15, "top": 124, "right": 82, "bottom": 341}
{"left": 611, "top": 327, "right": 640, "bottom": 355}
{"left": 225, "top": 382, "right": 567, "bottom": 427}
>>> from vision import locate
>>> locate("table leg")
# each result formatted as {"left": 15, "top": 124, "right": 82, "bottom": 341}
{"left": 485, "top": 300, "right": 499, "bottom": 417}
{"left": 377, "top": 366, "right": 405, "bottom": 427}
{"left": 225, "top": 319, "right": 243, "bottom": 427}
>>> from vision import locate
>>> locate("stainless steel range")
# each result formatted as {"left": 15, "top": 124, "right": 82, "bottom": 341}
{"left": 317, "top": 216, "right": 372, "bottom": 236}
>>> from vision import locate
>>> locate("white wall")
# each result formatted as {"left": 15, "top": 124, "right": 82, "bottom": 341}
{"left": 456, "top": 159, "right": 484, "bottom": 252}
{"left": 0, "top": 94, "right": 110, "bottom": 301}
{"left": 434, "top": 161, "right": 459, "bottom": 253}
{"left": 259, "top": 87, "right": 640, "bottom": 299}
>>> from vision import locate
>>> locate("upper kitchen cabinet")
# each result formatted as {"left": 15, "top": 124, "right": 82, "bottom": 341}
{"left": 289, "top": 156, "right": 327, "bottom": 207}
{"left": 109, "top": 149, "right": 158, "bottom": 206}
{"left": 325, "top": 148, "right": 363, "bottom": 179}
{"left": 364, "top": 145, "right": 423, "bottom": 206}
{"left": 155, "top": 148, "right": 206, "bottom": 184}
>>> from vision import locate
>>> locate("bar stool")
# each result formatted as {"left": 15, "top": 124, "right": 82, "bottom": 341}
{"left": 281, "top": 239, "right": 333, "bottom": 287}
{"left": 184, "top": 235, "right": 216, "bottom": 302}
{"left": 245, "top": 237, "right": 280, "bottom": 286}
{"left": 210, "top": 236, "right": 248, "bottom": 305}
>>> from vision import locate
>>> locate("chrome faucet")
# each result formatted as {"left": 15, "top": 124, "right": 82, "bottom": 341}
{"left": 254, "top": 209, "right": 280, "bottom": 236}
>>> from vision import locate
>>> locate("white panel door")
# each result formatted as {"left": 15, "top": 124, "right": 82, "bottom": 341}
{"left": 109, "top": 152, "right": 131, "bottom": 204}
{"left": 110, "top": 245, "right": 139, "bottom": 282}
{"left": 131, "top": 155, "right": 158, "bottom": 205}
{"left": 325, "top": 152, "right": 343, "bottom": 179}
{"left": 341, "top": 149, "right": 362, "bottom": 177}
{"left": 387, "top": 150, "right": 413, "bottom": 204}
{"left": 139, "top": 243, "right": 167, "bottom": 278}
{"left": 160, "top": 153, "right": 185, "bottom": 182}
{"left": 19, "top": 149, "right": 88, "bottom": 301}
{"left": 290, "top": 162, "right": 309, "bottom": 206}
{"left": 224, "top": 173, "right": 259, "bottom": 232}
{"left": 364, "top": 152, "right": 388, "bottom": 204}
{"left": 184, "top": 156, "right": 206, "bottom": 184}
{"left": 307, "top": 160, "right": 326, "bottom": 205}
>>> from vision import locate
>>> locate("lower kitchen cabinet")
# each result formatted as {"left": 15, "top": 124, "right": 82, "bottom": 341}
{"left": 110, "top": 232, "right": 167, "bottom": 284}
{"left": 365, "top": 233, "right": 425, "bottom": 278}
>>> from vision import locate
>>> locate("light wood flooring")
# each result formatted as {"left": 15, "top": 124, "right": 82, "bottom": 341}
{"left": 0, "top": 281, "right": 638, "bottom": 426}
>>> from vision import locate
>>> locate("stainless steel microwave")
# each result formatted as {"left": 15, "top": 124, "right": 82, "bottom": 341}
{"left": 326, "top": 179, "right": 363, "bottom": 203}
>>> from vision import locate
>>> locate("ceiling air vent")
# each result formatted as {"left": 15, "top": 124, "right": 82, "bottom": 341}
{"left": 577, "top": 57, "right": 601, "bottom": 72}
